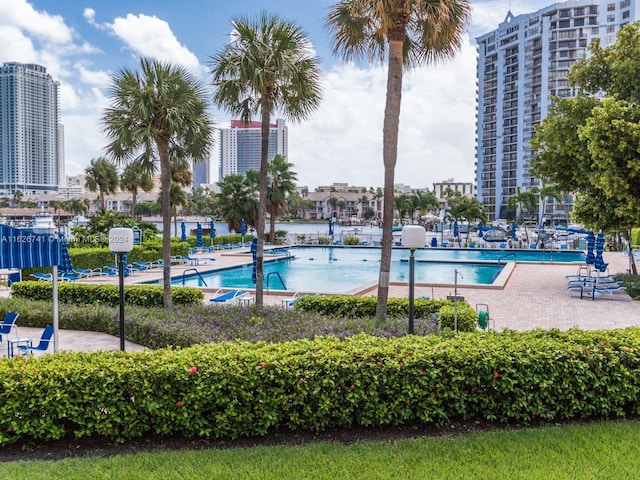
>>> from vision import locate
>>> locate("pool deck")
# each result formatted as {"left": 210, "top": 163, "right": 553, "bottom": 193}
{"left": 1, "top": 246, "right": 638, "bottom": 356}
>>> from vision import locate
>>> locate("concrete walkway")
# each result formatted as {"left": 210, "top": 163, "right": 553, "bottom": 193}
{"left": 1, "top": 247, "right": 638, "bottom": 357}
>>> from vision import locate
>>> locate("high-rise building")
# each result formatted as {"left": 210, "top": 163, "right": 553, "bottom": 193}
{"left": 218, "top": 119, "right": 287, "bottom": 180}
{"left": 0, "top": 62, "right": 62, "bottom": 195}
{"left": 475, "top": 1, "right": 639, "bottom": 221}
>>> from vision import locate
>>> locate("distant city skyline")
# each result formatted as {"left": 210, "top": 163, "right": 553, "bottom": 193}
{"left": 0, "top": 0, "right": 559, "bottom": 190}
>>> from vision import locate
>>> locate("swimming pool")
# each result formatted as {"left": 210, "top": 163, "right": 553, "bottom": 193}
{"left": 150, "top": 246, "right": 585, "bottom": 294}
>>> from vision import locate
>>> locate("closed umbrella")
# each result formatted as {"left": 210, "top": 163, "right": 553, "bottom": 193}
{"left": 477, "top": 220, "right": 484, "bottom": 238}
{"left": 241, "top": 219, "right": 246, "bottom": 246}
{"left": 180, "top": 222, "right": 187, "bottom": 242}
{"left": 511, "top": 221, "right": 517, "bottom": 240}
{"left": 328, "top": 218, "right": 334, "bottom": 236}
{"left": 453, "top": 221, "right": 459, "bottom": 238}
{"left": 58, "top": 234, "right": 74, "bottom": 276}
{"left": 196, "top": 222, "right": 204, "bottom": 248}
{"left": 209, "top": 220, "right": 215, "bottom": 246}
{"left": 585, "top": 231, "right": 596, "bottom": 265}
{"left": 594, "top": 231, "right": 608, "bottom": 272}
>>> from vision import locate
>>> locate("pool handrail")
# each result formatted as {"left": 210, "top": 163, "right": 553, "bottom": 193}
{"left": 182, "top": 268, "right": 208, "bottom": 287}
{"left": 266, "top": 271, "right": 287, "bottom": 291}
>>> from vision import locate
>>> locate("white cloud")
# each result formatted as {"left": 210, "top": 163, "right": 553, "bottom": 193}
{"left": 289, "top": 40, "right": 478, "bottom": 189}
{"left": 0, "top": 0, "right": 74, "bottom": 45}
{"left": 107, "top": 13, "right": 202, "bottom": 73}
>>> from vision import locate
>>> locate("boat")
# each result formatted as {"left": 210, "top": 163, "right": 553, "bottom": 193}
{"left": 30, "top": 211, "right": 56, "bottom": 235}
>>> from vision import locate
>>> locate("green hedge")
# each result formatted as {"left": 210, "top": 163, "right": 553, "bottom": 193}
{"left": 2, "top": 328, "right": 640, "bottom": 446}
{"left": 10, "top": 281, "right": 203, "bottom": 307}
{"left": 295, "top": 295, "right": 477, "bottom": 332}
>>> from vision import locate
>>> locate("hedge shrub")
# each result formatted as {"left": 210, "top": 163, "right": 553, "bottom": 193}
{"left": 2, "top": 328, "right": 640, "bottom": 446}
{"left": 294, "top": 295, "right": 476, "bottom": 332}
{"left": 10, "top": 281, "right": 203, "bottom": 307}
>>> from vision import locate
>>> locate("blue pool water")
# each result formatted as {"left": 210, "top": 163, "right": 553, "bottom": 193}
{"left": 155, "top": 246, "right": 584, "bottom": 293}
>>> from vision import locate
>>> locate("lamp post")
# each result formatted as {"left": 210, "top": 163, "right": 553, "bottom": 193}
{"left": 402, "top": 225, "right": 426, "bottom": 335}
{"left": 109, "top": 228, "right": 134, "bottom": 351}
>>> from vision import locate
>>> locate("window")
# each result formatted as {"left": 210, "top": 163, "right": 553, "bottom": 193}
{"left": 607, "top": 3, "right": 615, "bottom": 11}
{"left": 607, "top": 25, "right": 616, "bottom": 33}
{"left": 607, "top": 14, "right": 615, "bottom": 22}
{"left": 623, "top": 10, "right": 630, "bottom": 19}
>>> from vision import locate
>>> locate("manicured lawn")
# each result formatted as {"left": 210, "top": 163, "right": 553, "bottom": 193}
{"left": 1, "top": 420, "right": 639, "bottom": 479}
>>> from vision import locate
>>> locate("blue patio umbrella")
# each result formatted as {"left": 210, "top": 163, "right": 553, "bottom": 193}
{"left": 453, "top": 221, "right": 459, "bottom": 238}
{"left": 585, "top": 230, "right": 596, "bottom": 265}
{"left": 511, "top": 221, "right": 517, "bottom": 240}
{"left": 241, "top": 219, "right": 246, "bottom": 237}
{"left": 209, "top": 220, "right": 216, "bottom": 245}
{"left": 594, "top": 231, "right": 608, "bottom": 272}
{"left": 196, "top": 222, "right": 204, "bottom": 248}
{"left": 250, "top": 237, "right": 258, "bottom": 284}
{"left": 58, "top": 234, "right": 74, "bottom": 275}
{"left": 477, "top": 220, "right": 484, "bottom": 238}
{"left": 328, "top": 218, "right": 334, "bottom": 236}
{"left": 180, "top": 222, "right": 187, "bottom": 242}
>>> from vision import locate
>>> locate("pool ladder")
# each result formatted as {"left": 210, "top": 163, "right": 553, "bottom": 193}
{"left": 182, "top": 268, "right": 208, "bottom": 287}
{"left": 498, "top": 252, "right": 517, "bottom": 263}
{"left": 266, "top": 271, "right": 287, "bottom": 291}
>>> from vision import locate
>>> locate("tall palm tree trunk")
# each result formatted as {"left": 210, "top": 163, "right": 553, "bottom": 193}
{"left": 159, "top": 140, "right": 173, "bottom": 309}
{"left": 376, "top": 38, "right": 403, "bottom": 322}
{"left": 255, "top": 99, "right": 272, "bottom": 306}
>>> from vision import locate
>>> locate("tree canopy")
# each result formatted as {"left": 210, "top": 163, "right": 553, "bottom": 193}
{"left": 531, "top": 22, "right": 640, "bottom": 235}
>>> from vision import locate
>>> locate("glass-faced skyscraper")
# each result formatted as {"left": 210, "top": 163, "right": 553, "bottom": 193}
{"left": 218, "top": 119, "right": 287, "bottom": 180}
{"left": 475, "top": 0, "right": 639, "bottom": 221}
{"left": 0, "top": 62, "right": 61, "bottom": 195}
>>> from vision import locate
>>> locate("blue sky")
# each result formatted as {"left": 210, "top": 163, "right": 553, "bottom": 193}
{"left": 0, "top": 0, "right": 553, "bottom": 189}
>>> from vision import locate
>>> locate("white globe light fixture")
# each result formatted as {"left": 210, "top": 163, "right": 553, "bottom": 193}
{"left": 402, "top": 225, "right": 426, "bottom": 334}
{"left": 109, "top": 228, "right": 134, "bottom": 351}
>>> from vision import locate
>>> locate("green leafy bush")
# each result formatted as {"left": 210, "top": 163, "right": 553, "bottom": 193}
{"left": 615, "top": 273, "right": 640, "bottom": 300}
{"left": 342, "top": 236, "right": 361, "bottom": 245}
{"left": 436, "top": 303, "right": 477, "bottom": 332}
{"left": 3, "top": 329, "right": 640, "bottom": 446}
{"left": 294, "top": 295, "right": 474, "bottom": 331}
{"left": 10, "top": 281, "right": 203, "bottom": 307}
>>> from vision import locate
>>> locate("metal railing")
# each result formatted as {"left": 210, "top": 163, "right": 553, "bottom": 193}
{"left": 182, "top": 268, "right": 207, "bottom": 287}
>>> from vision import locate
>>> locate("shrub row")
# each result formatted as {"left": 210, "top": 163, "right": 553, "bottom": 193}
{"left": 10, "top": 281, "right": 203, "bottom": 307}
{"left": 295, "top": 295, "right": 477, "bottom": 332}
{"left": 2, "top": 328, "right": 640, "bottom": 446}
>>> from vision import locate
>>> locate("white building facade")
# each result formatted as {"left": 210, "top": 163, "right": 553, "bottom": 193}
{"left": 218, "top": 119, "right": 287, "bottom": 180}
{"left": 0, "top": 62, "right": 62, "bottom": 195}
{"left": 475, "top": 1, "right": 639, "bottom": 220}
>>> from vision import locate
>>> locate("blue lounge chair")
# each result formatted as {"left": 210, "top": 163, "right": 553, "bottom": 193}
{"left": 30, "top": 273, "right": 52, "bottom": 281}
{"left": 0, "top": 312, "right": 18, "bottom": 343}
{"left": 594, "top": 284, "right": 627, "bottom": 300}
{"left": 209, "top": 290, "right": 248, "bottom": 304}
{"left": 16, "top": 325, "right": 54, "bottom": 357}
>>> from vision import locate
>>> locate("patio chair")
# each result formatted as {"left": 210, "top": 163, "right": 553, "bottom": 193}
{"left": 209, "top": 290, "right": 248, "bottom": 304}
{"left": 17, "top": 325, "right": 54, "bottom": 357}
{"left": 281, "top": 292, "right": 299, "bottom": 310}
{"left": 0, "top": 312, "right": 18, "bottom": 343}
{"left": 30, "top": 273, "right": 53, "bottom": 281}
{"left": 593, "top": 284, "right": 627, "bottom": 300}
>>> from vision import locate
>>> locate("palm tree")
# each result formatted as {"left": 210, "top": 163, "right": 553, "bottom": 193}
{"left": 12, "top": 190, "right": 23, "bottom": 208}
{"left": 84, "top": 157, "right": 119, "bottom": 211}
{"left": 532, "top": 183, "right": 564, "bottom": 225}
{"left": 209, "top": 11, "right": 322, "bottom": 306}
{"left": 159, "top": 182, "right": 189, "bottom": 237}
{"left": 216, "top": 173, "right": 259, "bottom": 234}
{"left": 327, "top": 0, "right": 472, "bottom": 322}
{"left": 267, "top": 155, "right": 297, "bottom": 243}
{"left": 120, "top": 160, "right": 154, "bottom": 218}
{"left": 102, "top": 58, "right": 213, "bottom": 310}
{"left": 507, "top": 187, "right": 538, "bottom": 221}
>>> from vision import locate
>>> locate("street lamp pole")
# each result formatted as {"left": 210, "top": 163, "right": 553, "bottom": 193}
{"left": 402, "top": 225, "right": 426, "bottom": 335}
{"left": 109, "top": 228, "right": 134, "bottom": 351}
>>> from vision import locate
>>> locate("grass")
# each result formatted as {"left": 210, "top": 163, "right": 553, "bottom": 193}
{"left": 1, "top": 420, "right": 639, "bottom": 478}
